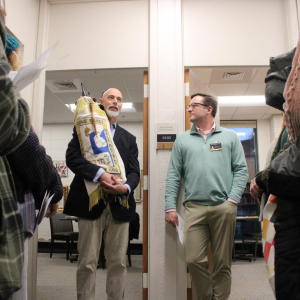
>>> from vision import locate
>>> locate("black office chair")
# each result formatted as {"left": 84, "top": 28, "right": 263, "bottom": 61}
{"left": 241, "top": 233, "right": 262, "bottom": 261}
{"left": 49, "top": 213, "right": 79, "bottom": 260}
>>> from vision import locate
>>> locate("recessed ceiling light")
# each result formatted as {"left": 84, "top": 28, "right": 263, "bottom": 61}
{"left": 122, "top": 102, "right": 136, "bottom": 112}
{"left": 65, "top": 104, "right": 76, "bottom": 113}
{"left": 122, "top": 103, "right": 133, "bottom": 109}
{"left": 218, "top": 96, "right": 266, "bottom": 107}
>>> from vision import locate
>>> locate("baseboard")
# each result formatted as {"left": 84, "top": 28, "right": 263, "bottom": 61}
{"left": 38, "top": 241, "right": 143, "bottom": 255}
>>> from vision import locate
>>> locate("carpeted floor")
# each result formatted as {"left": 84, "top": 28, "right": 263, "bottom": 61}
{"left": 37, "top": 254, "right": 274, "bottom": 299}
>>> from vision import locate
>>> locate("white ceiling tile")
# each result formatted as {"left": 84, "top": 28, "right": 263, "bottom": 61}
{"left": 119, "top": 68, "right": 145, "bottom": 77}
{"left": 250, "top": 68, "right": 258, "bottom": 80}
{"left": 252, "top": 67, "right": 269, "bottom": 83}
{"left": 262, "top": 114, "right": 271, "bottom": 119}
{"left": 46, "top": 70, "right": 78, "bottom": 80}
{"left": 46, "top": 112, "right": 74, "bottom": 123}
{"left": 210, "top": 83, "right": 249, "bottom": 96}
{"left": 219, "top": 107, "right": 236, "bottom": 116}
{"left": 266, "top": 106, "right": 282, "bottom": 114}
{"left": 231, "top": 114, "right": 262, "bottom": 120}
{"left": 123, "top": 76, "right": 144, "bottom": 90}
{"left": 235, "top": 106, "right": 269, "bottom": 115}
{"left": 44, "top": 92, "right": 65, "bottom": 105}
{"left": 76, "top": 69, "right": 121, "bottom": 78}
{"left": 128, "top": 90, "right": 144, "bottom": 103}
{"left": 54, "top": 92, "right": 81, "bottom": 104}
{"left": 245, "top": 83, "right": 265, "bottom": 95}
{"left": 118, "top": 112, "right": 143, "bottom": 122}
{"left": 189, "top": 68, "right": 213, "bottom": 84}
{"left": 134, "top": 102, "right": 144, "bottom": 112}
{"left": 43, "top": 67, "right": 274, "bottom": 125}
{"left": 220, "top": 115, "right": 232, "bottom": 120}
{"left": 81, "top": 77, "right": 126, "bottom": 92}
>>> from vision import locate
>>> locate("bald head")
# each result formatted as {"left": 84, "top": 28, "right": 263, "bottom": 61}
{"left": 99, "top": 88, "right": 123, "bottom": 121}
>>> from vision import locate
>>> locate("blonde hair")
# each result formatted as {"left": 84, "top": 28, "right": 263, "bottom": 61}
{"left": 8, "top": 48, "right": 22, "bottom": 71}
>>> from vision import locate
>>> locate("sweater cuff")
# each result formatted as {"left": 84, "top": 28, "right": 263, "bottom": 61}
{"left": 255, "top": 171, "right": 267, "bottom": 190}
{"left": 165, "top": 209, "right": 176, "bottom": 213}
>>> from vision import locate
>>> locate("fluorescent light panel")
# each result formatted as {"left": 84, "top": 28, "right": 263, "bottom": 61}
{"left": 122, "top": 103, "right": 133, "bottom": 109}
{"left": 65, "top": 102, "right": 136, "bottom": 113}
{"left": 218, "top": 96, "right": 266, "bottom": 107}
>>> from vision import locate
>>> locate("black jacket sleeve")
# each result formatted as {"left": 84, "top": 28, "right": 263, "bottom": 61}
{"left": 7, "top": 128, "right": 63, "bottom": 206}
{"left": 124, "top": 135, "right": 140, "bottom": 192}
{"left": 66, "top": 126, "right": 100, "bottom": 181}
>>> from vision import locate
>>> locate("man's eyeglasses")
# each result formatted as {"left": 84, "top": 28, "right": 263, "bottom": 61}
{"left": 186, "top": 102, "right": 208, "bottom": 110}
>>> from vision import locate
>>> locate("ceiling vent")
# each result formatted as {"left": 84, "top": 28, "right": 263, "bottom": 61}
{"left": 223, "top": 72, "right": 245, "bottom": 80}
{"left": 46, "top": 79, "right": 81, "bottom": 93}
{"left": 53, "top": 81, "right": 78, "bottom": 91}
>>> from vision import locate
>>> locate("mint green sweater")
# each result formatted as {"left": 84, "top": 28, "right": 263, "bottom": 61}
{"left": 165, "top": 124, "right": 248, "bottom": 210}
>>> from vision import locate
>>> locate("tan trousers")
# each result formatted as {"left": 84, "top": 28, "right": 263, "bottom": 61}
{"left": 184, "top": 201, "right": 237, "bottom": 300}
{"left": 76, "top": 204, "right": 129, "bottom": 300}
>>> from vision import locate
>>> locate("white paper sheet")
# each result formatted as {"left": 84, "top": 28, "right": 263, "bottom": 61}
{"left": 7, "top": 70, "right": 18, "bottom": 82}
{"left": 176, "top": 213, "right": 184, "bottom": 245}
{"left": 13, "top": 42, "right": 59, "bottom": 93}
{"left": 35, "top": 191, "right": 55, "bottom": 229}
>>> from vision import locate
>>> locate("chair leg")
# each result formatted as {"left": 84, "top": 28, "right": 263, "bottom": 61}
{"left": 70, "top": 239, "right": 73, "bottom": 256}
{"left": 127, "top": 238, "right": 131, "bottom": 267}
{"left": 66, "top": 237, "right": 70, "bottom": 261}
{"left": 50, "top": 238, "right": 54, "bottom": 258}
{"left": 254, "top": 238, "right": 258, "bottom": 261}
{"left": 242, "top": 237, "right": 245, "bottom": 257}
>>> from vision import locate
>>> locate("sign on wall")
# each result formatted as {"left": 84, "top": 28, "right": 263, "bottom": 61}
{"left": 156, "top": 123, "right": 177, "bottom": 149}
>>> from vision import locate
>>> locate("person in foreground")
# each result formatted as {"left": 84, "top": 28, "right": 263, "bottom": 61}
{"left": 0, "top": 5, "right": 31, "bottom": 299}
{"left": 64, "top": 88, "right": 140, "bottom": 300}
{"left": 165, "top": 93, "right": 248, "bottom": 300}
{"left": 7, "top": 126, "right": 63, "bottom": 300}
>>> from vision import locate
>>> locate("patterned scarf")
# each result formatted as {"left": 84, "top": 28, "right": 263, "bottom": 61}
{"left": 73, "top": 96, "right": 128, "bottom": 211}
{"left": 261, "top": 127, "right": 291, "bottom": 294}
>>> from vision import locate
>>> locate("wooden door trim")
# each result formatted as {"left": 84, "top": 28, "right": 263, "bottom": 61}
{"left": 143, "top": 71, "right": 149, "bottom": 300}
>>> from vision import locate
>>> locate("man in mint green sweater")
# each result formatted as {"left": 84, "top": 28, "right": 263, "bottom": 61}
{"left": 165, "top": 93, "right": 248, "bottom": 300}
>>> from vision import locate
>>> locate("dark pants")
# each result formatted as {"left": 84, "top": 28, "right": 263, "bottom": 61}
{"left": 274, "top": 197, "right": 300, "bottom": 300}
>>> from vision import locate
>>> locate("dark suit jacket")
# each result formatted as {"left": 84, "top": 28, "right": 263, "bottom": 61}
{"left": 63, "top": 124, "right": 140, "bottom": 222}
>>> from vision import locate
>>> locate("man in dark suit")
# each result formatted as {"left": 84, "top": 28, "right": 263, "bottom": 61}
{"left": 64, "top": 88, "right": 140, "bottom": 300}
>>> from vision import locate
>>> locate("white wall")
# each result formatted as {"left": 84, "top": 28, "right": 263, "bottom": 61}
{"left": 257, "top": 120, "right": 271, "bottom": 171}
{"left": 39, "top": 122, "right": 144, "bottom": 243}
{"left": 5, "top": 0, "right": 40, "bottom": 110}
{"left": 183, "top": 0, "right": 290, "bottom": 66}
{"left": 47, "top": 1, "right": 148, "bottom": 71}
{"left": 269, "top": 114, "right": 283, "bottom": 142}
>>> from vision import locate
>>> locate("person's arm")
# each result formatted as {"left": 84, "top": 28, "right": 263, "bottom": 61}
{"left": 101, "top": 135, "right": 140, "bottom": 195}
{"left": 7, "top": 128, "right": 63, "bottom": 206}
{"left": 0, "top": 21, "right": 30, "bottom": 154}
{"left": 228, "top": 134, "right": 249, "bottom": 203}
{"left": 124, "top": 135, "right": 140, "bottom": 192}
{"left": 66, "top": 126, "right": 102, "bottom": 181}
{"left": 165, "top": 139, "right": 183, "bottom": 227}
